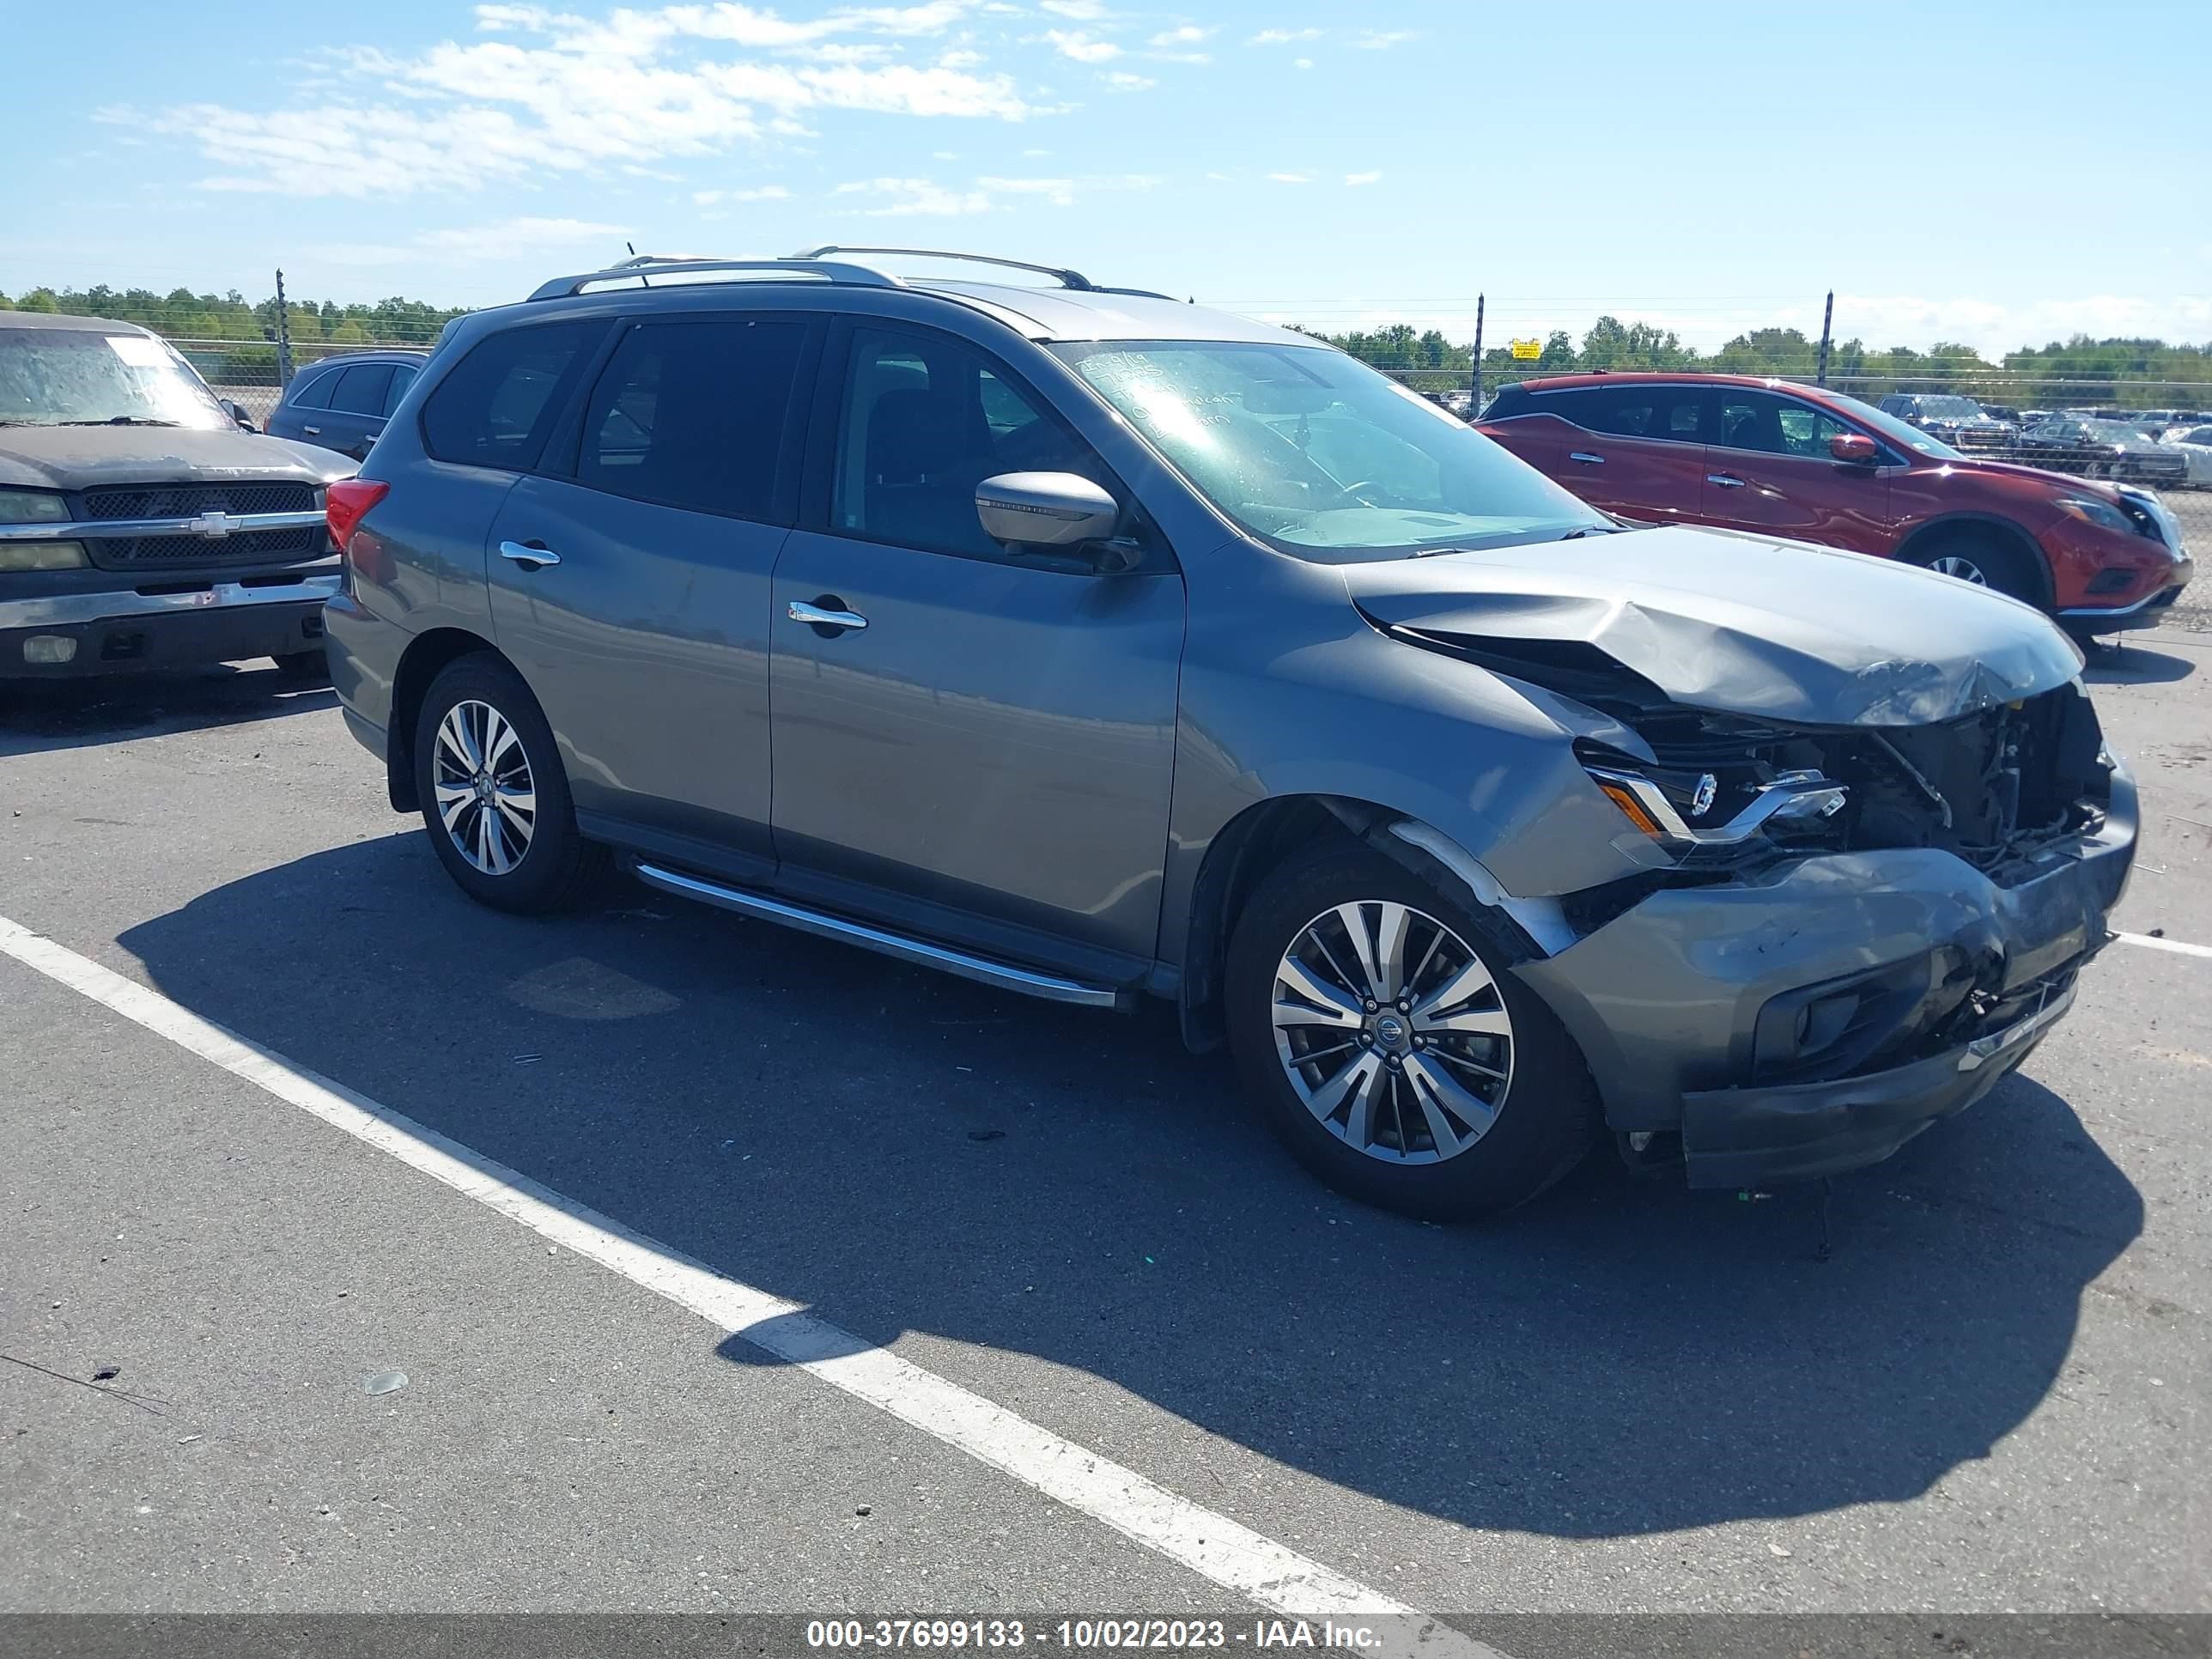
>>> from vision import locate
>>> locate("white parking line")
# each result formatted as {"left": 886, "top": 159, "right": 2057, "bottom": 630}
{"left": 2115, "top": 930, "right": 2212, "bottom": 961}
{"left": 0, "top": 914, "right": 1500, "bottom": 1657}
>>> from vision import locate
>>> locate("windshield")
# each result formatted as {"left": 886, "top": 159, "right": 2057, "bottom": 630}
{"left": 0, "top": 328, "right": 231, "bottom": 429}
{"left": 1052, "top": 340, "right": 1610, "bottom": 560}
{"left": 2083, "top": 420, "right": 2148, "bottom": 445}
{"left": 1828, "top": 392, "right": 1964, "bottom": 459}
{"left": 1912, "top": 396, "right": 1984, "bottom": 419}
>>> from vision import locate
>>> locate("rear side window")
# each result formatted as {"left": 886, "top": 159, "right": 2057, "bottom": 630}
{"left": 288, "top": 368, "right": 337, "bottom": 410}
{"left": 574, "top": 317, "right": 810, "bottom": 520}
{"left": 1547, "top": 385, "right": 1704, "bottom": 441}
{"left": 382, "top": 364, "right": 417, "bottom": 416}
{"left": 328, "top": 363, "right": 394, "bottom": 416}
{"left": 420, "top": 321, "right": 599, "bottom": 471}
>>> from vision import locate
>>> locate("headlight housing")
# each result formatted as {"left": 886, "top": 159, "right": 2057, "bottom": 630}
{"left": 0, "top": 489, "right": 70, "bottom": 525}
{"left": 2057, "top": 495, "right": 2135, "bottom": 536}
{"left": 1585, "top": 762, "right": 1847, "bottom": 854}
{"left": 0, "top": 539, "right": 88, "bottom": 572}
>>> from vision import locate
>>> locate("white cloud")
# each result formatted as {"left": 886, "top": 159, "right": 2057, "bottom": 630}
{"left": 835, "top": 175, "right": 989, "bottom": 215}
{"left": 1344, "top": 170, "right": 1381, "bottom": 185}
{"left": 161, "top": 0, "right": 1028, "bottom": 198}
{"left": 1293, "top": 57, "right": 1313, "bottom": 69}
{"left": 1036, "top": 0, "right": 1104, "bottom": 15}
{"left": 1249, "top": 27, "right": 1321, "bottom": 44}
{"left": 1148, "top": 24, "right": 1209, "bottom": 45}
{"left": 936, "top": 47, "right": 982, "bottom": 67}
{"left": 692, "top": 182, "right": 791, "bottom": 203}
{"left": 1102, "top": 70, "right": 1154, "bottom": 90}
{"left": 308, "top": 213, "right": 626, "bottom": 265}
{"left": 1267, "top": 171, "right": 1310, "bottom": 184}
{"left": 1352, "top": 29, "right": 1415, "bottom": 48}
{"left": 976, "top": 171, "right": 1155, "bottom": 205}
{"left": 1043, "top": 28, "right": 1119, "bottom": 62}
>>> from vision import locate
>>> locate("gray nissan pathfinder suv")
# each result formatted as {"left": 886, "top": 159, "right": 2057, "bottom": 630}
{"left": 323, "top": 249, "right": 2134, "bottom": 1220}
{"left": 0, "top": 312, "right": 354, "bottom": 680}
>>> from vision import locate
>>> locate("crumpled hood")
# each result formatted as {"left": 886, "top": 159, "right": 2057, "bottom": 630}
{"left": 0, "top": 425, "right": 353, "bottom": 493}
{"left": 1344, "top": 524, "right": 2085, "bottom": 726}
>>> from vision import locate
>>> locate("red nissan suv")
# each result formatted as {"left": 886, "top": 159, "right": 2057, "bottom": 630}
{"left": 1476, "top": 373, "right": 2191, "bottom": 631}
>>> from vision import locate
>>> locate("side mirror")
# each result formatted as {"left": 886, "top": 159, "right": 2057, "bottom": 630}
{"left": 224, "top": 400, "right": 257, "bottom": 432}
{"left": 1829, "top": 432, "right": 1878, "bottom": 465}
{"left": 975, "top": 471, "right": 1121, "bottom": 551}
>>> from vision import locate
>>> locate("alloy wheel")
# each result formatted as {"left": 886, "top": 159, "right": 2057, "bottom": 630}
{"left": 1269, "top": 901, "right": 1515, "bottom": 1165}
{"left": 432, "top": 698, "right": 537, "bottom": 876}
{"left": 1929, "top": 554, "right": 1989, "bottom": 585}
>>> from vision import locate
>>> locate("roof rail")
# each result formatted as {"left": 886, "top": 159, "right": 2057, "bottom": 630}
{"left": 787, "top": 245, "right": 1097, "bottom": 292}
{"left": 527, "top": 256, "right": 908, "bottom": 302}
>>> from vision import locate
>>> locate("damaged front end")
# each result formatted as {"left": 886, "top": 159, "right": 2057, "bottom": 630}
{"left": 1381, "top": 622, "right": 2135, "bottom": 1190}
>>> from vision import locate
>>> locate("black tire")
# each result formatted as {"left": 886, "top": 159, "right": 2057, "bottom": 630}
{"left": 272, "top": 648, "right": 328, "bottom": 682}
{"left": 1224, "top": 842, "right": 1599, "bottom": 1222}
{"left": 412, "top": 653, "right": 605, "bottom": 914}
{"left": 1905, "top": 529, "right": 2046, "bottom": 608}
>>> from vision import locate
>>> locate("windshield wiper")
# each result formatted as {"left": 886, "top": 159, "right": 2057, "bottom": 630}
{"left": 55, "top": 416, "right": 185, "bottom": 428}
{"left": 1555, "top": 525, "right": 1625, "bottom": 540}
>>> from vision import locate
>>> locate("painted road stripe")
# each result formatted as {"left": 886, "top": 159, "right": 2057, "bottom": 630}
{"left": 2115, "top": 930, "right": 2212, "bottom": 961}
{"left": 0, "top": 914, "right": 1499, "bottom": 1658}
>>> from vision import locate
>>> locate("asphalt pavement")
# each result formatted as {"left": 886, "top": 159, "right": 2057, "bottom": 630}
{"left": 2, "top": 590, "right": 2208, "bottom": 1632}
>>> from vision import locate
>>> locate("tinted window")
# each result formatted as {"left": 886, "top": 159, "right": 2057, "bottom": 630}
{"left": 289, "top": 368, "right": 338, "bottom": 410}
{"left": 328, "top": 363, "right": 395, "bottom": 416}
{"left": 575, "top": 317, "right": 809, "bottom": 520}
{"left": 1547, "top": 385, "right": 1704, "bottom": 441}
{"left": 382, "top": 364, "right": 417, "bottom": 416}
{"left": 420, "top": 322, "right": 599, "bottom": 471}
{"left": 837, "top": 326, "right": 1100, "bottom": 559}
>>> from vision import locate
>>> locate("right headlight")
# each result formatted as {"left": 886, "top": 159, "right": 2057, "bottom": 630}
{"left": 0, "top": 489, "right": 70, "bottom": 524}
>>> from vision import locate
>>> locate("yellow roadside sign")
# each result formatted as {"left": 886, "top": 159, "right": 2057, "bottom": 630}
{"left": 1510, "top": 338, "right": 1542, "bottom": 361}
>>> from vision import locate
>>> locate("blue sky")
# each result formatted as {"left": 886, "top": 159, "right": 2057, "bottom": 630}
{"left": 6, "top": 0, "right": 2208, "bottom": 351}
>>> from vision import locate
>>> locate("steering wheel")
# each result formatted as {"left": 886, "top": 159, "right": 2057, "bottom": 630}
{"left": 1317, "top": 479, "right": 1380, "bottom": 508}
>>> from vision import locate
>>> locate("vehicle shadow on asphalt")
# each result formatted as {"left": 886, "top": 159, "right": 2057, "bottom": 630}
{"left": 0, "top": 665, "right": 333, "bottom": 759}
{"left": 2079, "top": 641, "right": 2196, "bottom": 686}
{"left": 118, "top": 835, "right": 2144, "bottom": 1541}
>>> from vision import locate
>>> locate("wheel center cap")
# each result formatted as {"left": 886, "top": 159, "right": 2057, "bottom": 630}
{"left": 1371, "top": 1012, "right": 1409, "bottom": 1053}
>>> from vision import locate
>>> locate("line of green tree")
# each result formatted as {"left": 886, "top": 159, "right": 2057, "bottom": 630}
{"left": 1301, "top": 318, "right": 2212, "bottom": 411}
{"left": 0, "top": 284, "right": 466, "bottom": 384}
{"left": 5, "top": 283, "right": 2207, "bottom": 410}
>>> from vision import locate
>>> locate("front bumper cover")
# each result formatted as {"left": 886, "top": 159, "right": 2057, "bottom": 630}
{"left": 1515, "top": 765, "right": 2136, "bottom": 1188}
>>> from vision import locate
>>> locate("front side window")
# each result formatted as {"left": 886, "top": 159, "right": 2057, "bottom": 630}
{"left": 1774, "top": 401, "right": 1850, "bottom": 458}
{"left": 1056, "top": 340, "right": 1608, "bottom": 559}
{"left": 575, "top": 317, "right": 809, "bottom": 520}
{"left": 0, "top": 327, "right": 231, "bottom": 430}
{"left": 836, "top": 326, "right": 1100, "bottom": 559}
{"left": 419, "top": 321, "right": 599, "bottom": 471}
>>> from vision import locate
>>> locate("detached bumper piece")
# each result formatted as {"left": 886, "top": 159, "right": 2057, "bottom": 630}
{"left": 0, "top": 574, "right": 337, "bottom": 677}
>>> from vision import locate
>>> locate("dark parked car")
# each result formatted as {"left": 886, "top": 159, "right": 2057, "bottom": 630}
{"left": 325, "top": 247, "right": 2134, "bottom": 1220}
{"left": 1875, "top": 393, "right": 2016, "bottom": 454}
{"left": 264, "top": 349, "right": 428, "bottom": 461}
{"left": 2016, "top": 416, "right": 2190, "bottom": 489}
{"left": 1479, "top": 373, "right": 2191, "bottom": 630}
{"left": 0, "top": 311, "right": 353, "bottom": 680}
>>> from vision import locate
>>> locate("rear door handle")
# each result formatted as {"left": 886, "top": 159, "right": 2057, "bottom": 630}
{"left": 1568, "top": 450, "right": 1605, "bottom": 465}
{"left": 788, "top": 599, "right": 868, "bottom": 633}
{"left": 499, "top": 539, "right": 561, "bottom": 569}
{"left": 302, "top": 425, "right": 320, "bottom": 436}
{"left": 1706, "top": 473, "right": 1747, "bottom": 489}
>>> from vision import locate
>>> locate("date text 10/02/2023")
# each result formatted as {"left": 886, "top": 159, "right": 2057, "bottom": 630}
{"left": 804, "top": 1620, "right": 1390, "bottom": 1650}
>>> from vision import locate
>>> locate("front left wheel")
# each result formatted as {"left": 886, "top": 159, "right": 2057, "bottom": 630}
{"left": 412, "top": 653, "right": 604, "bottom": 914}
{"left": 1225, "top": 843, "right": 1599, "bottom": 1221}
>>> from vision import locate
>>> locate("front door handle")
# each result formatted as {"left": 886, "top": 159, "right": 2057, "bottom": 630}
{"left": 499, "top": 539, "right": 561, "bottom": 569}
{"left": 1705, "top": 473, "right": 1747, "bottom": 489}
{"left": 1568, "top": 450, "right": 1606, "bottom": 465}
{"left": 789, "top": 598, "right": 868, "bottom": 635}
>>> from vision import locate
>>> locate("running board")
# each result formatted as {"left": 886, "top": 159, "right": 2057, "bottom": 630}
{"left": 631, "top": 861, "right": 1127, "bottom": 1010}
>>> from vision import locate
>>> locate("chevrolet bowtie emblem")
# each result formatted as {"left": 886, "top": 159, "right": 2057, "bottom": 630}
{"left": 191, "top": 509, "right": 239, "bottom": 540}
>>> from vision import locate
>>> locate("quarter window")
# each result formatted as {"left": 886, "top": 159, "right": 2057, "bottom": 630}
{"left": 382, "top": 364, "right": 417, "bottom": 416}
{"left": 574, "top": 317, "right": 810, "bottom": 520}
{"left": 288, "top": 368, "right": 338, "bottom": 410}
{"left": 835, "top": 326, "right": 1102, "bottom": 559}
{"left": 419, "top": 321, "right": 599, "bottom": 471}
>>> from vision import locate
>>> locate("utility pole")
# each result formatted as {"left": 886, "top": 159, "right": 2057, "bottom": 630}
{"left": 1471, "top": 293, "right": 1485, "bottom": 411}
{"left": 1815, "top": 289, "right": 1833, "bottom": 387}
{"left": 273, "top": 267, "right": 295, "bottom": 387}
